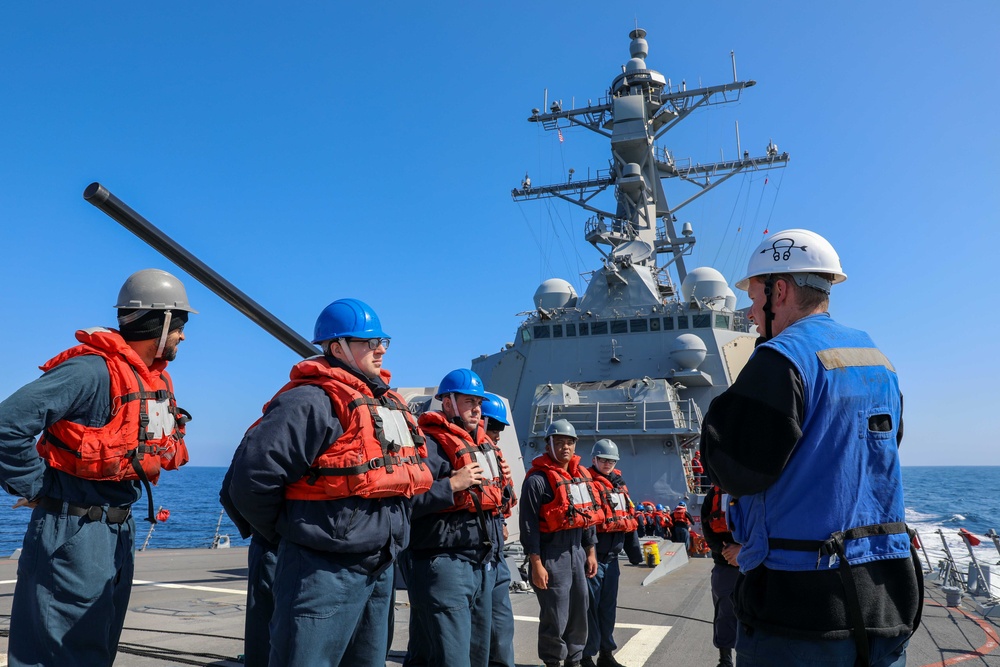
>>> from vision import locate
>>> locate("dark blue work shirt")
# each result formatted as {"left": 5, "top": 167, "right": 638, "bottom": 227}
{"left": 228, "top": 382, "right": 410, "bottom": 574}
{"left": 408, "top": 431, "right": 503, "bottom": 564}
{"left": 0, "top": 354, "right": 140, "bottom": 508}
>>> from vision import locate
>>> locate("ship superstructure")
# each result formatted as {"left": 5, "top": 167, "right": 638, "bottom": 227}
{"left": 472, "top": 28, "right": 789, "bottom": 506}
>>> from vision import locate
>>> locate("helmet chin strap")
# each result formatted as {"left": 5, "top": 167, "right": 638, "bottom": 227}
{"left": 762, "top": 276, "right": 776, "bottom": 341}
{"left": 337, "top": 339, "right": 363, "bottom": 375}
{"left": 155, "top": 311, "right": 173, "bottom": 359}
{"left": 448, "top": 394, "right": 470, "bottom": 431}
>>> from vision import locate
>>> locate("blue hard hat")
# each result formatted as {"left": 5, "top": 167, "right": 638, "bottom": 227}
{"left": 656, "top": 504, "right": 666, "bottom": 512}
{"left": 677, "top": 501, "right": 686, "bottom": 507}
{"left": 312, "top": 298, "right": 389, "bottom": 344}
{"left": 481, "top": 392, "right": 510, "bottom": 425}
{"left": 436, "top": 369, "right": 487, "bottom": 399}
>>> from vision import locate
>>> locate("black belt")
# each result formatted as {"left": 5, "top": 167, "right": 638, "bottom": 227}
{"left": 37, "top": 496, "right": 132, "bottom": 525}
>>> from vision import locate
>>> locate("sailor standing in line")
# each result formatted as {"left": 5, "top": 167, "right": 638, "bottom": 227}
{"left": 220, "top": 450, "right": 279, "bottom": 667}
{"left": 520, "top": 419, "right": 601, "bottom": 667}
{"left": 481, "top": 391, "right": 519, "bottom": 667}
{"left": 582, "top": 439, "right": 641, "bottom": 667}
{"left": 671, "top": 501, "right": 693, "bottom": 547}
{"left": 229, "top": 298, "right": 433, "bottom": 667}
{"left": 0, "top": 269, "right": 196, "bottom": 667}
{"left": 402, "top": 369, "right": 515, "bottom": 667}
{"left": 702, "top": 229, "right": 920, "bottom": 667}
{"left": 701, "top": 484, "right": 740, "bottom": 667}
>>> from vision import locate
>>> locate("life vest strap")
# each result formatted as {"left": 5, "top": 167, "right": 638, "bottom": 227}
{"left": 40, "top": 430, "right": 82, "bottom": 458}
{"left": 305, "top": 454, "right": 424, "bottom": 484}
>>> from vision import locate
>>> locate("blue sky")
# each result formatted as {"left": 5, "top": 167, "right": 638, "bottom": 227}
{"left": 1, "top": 3, "right": 997, "bottom": 466}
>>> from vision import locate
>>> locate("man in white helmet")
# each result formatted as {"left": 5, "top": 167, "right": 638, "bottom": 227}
{"left": 701, "top": 230, "right": 920, "bottom": 667}
{"left": 0, "top": 268, "right": 196, "bottom": 667}
{"left": 520, "top": 419, "right": 601, "bottom": 667}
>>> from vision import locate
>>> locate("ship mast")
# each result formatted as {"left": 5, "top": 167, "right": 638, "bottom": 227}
{"left": 511, "top": 28, "right": 790, "bottom": 287}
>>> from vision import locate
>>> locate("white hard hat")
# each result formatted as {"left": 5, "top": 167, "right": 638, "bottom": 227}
{"left": 735, "top": 229, "right": 847, "bottom": 292}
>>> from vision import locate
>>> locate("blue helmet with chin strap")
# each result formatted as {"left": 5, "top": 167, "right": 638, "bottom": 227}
{"left": 312, "top": 298, "right": 389, "bottom": 343}
{"left": 435, "top": 369, "right": 487, "bottom": 399}
{"left": 481, "top": 392, "right": 510, "bottom": 425}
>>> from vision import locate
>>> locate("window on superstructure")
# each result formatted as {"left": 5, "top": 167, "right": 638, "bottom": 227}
{"left": 592, "top": 322, "right": 608, "bottom": 335}
{"left": 611, "top": 321, "right": 627, "bottom": 334}
{"left": 533, "top": 325, "right": 550, "bottom": 339}
{"left": 650, "top": 318, "right": 661, "bottom": 331}
{"left": 663, "top": 317, "right": 675, "bottom": 330}
{"left": 579, "top": 323, "right": 590, "bottom": 336}
{"left": 552, "top": 324, "right": 563, "bottom": 338}
{"left": 693, "top": 314, "right": 711, "bottom": 328}
{"left": 630, "top": 318, "right": 647, "bottom": 332}
{"left": 677, "top": 316, "right": 689, "bottom": 330}
{"left": 566, "top": 323, "right": 577, "bottom": 337}
{"left": 715, "top": 314, "right": 730, "bottom": 329}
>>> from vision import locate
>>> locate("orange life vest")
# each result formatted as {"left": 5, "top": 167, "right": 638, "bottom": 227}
{"left": 418, "top": 411, "right": 504, "bottom": 513}
{"left": 591, "top": 469, "right": 638, "bottom": 533}
{"left": 706, "top": 486, "right": 730, "bottom": 534}
{"left": 672, "top": 506, "right": 691, "bottom": 526}
{"left": 36, "top": 328, "right": 189, "bottom": 483}
{"left": 274, "top": 358, "right": 433, "bottom": 501}
{"left": 527, "top": 453, "right": 604, "bottom": 533}
{"left": 656, "top": 509, "right": 673, "bottom": 530}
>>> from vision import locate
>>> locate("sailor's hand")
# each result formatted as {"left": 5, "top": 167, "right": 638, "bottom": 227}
{"left": 12, "top": 498, "right": 37, "bottom": 510}
{"left": 530, "top": 556, "right": 548, "bottom": 590}
{"left": 503, "top": 523, "right": 509, "bottom": 541}
{"left": 722, "top": 543, "right": 741, "bottom": 567}
{"left": 498, "top": 457, "right": 511, "bottom": 479}
{"left": 450, "top": 462, "right": 484, "bottom": 492}
{"left": 585, "top": 547, "right": 598, "bottom": 578}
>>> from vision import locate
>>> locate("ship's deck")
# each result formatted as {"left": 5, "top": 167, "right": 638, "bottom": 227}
{"left": 0, "top": 546, "right": 997, "bottom": 666}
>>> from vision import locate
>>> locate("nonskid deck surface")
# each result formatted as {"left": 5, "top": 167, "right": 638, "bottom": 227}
{"left": 0, "top": 547, "right": 996, "bottom": 666}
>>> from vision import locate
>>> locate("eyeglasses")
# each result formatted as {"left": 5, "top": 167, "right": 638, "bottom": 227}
{"left": 595, "top": 457, "right": 616, "bottom": 465}
{"left": 347, "top": 337, "right": 390, "bottom": 350}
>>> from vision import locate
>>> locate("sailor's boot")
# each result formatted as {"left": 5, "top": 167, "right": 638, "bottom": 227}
{"left": 596, "top": 650, "right": 627, "bottom": 667}
{"left": 581, "top": 657, "right": 597, "bottom": 667}
{"left": 716, "top": 647, "right": 734, "bottom": 667}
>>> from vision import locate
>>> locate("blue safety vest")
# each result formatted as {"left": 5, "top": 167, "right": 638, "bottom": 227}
{"left": 729, "top": 314, "right": 910, "bottom": 572}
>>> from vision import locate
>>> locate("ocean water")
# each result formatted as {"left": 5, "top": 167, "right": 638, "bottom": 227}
{"left": 0, "top": 466, "right": 997, "bottom": 567}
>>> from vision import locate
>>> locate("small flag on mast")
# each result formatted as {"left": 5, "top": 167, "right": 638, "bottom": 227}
{"left": 558, "top": 129, "right": 564, "bottom": 143}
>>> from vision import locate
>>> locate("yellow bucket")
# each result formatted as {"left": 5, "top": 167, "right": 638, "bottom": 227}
{"left": 642, "top": 541, "right": 660, "bottom": 567}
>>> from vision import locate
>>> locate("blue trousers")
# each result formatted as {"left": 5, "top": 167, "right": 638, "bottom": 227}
{"left": 9, "top": 504, "right": 135, "bottom": 667}
{"left": 736, "top": 623, "right": 909, "bottom": 667}
{"left": 269, "top": 540, "right": 393, "bottom": 667}
{"left": 710, "top": 563, "right": 739, "bottom": 649}
{"left": 404, "top": 554, "right": 499, "bottom": 667}
{"left": 489, "top": 556, "right": 516, "bottom": 667}
{"left": 585, "top": 556, "right": 621, "bottom": 657}
{"left": 532, "top": 542, "right": 589, "bottom": 665}
{"left": 244, "top": 535, "right": 279, "bottom": 667}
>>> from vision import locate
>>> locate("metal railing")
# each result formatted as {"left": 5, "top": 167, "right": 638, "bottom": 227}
{"left": 531, "top": 399, "right": 702, "bottom": 436}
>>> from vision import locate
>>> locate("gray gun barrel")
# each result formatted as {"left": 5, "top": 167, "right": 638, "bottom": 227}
{"left": 83, "top": 182, "right": 319, "bottom": 359}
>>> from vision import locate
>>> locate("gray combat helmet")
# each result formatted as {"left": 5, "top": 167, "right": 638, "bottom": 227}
{"left": 115, "top": 269, "right": 198, "bottom": 313}
{"left": 592, "top": 439, "right": 620, "bottom": 461}
{"left": 544, "top": 419, "right": 578, "bottom": 440}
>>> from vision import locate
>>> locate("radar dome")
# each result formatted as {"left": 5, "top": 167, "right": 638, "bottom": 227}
{"left": 625, "top": 57, "right": 646, "bottom": 74}
{"left": 670, "top": 334, "right": 707, "bottom": 371}
{"left": 681, "top": 267, "right": 729, "bottom": 308}
{"left": 724, "top": 287, "right": 737, "bottom": 311}
{"left": 534, "top": 279, "right": 578, "bottom": 310}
